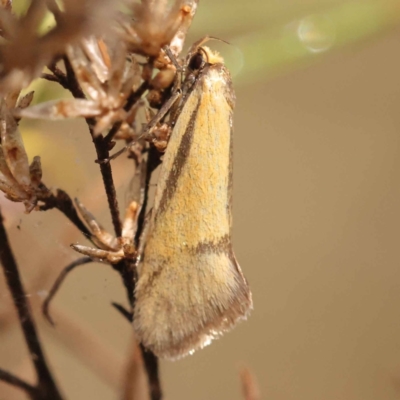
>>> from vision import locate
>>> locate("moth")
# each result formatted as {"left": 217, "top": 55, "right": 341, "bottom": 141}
{"left": 133, "top": 44, "right": 252, "bottom": 360}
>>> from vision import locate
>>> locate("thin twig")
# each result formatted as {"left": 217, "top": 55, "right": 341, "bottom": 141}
{"left": 47, "top": 53, "right": 163, "bottom": 400}
{"left": 39, "top": 188, "right": 93, "bottom": 241}
{"left": 42, "top": 59, "right": 69, "bottom": 88}
{"left": 131, "top": 143, "right": 162, "bottom": 400}
{"left": 112, "top": 258, "right": 135, "bottom": 302}
{"left": 63, "top": 56, "right": 123, "bottom": 237}
{"left": 0, "top": 208, "right": 63, "bottom": 400}
{"left": 0, "top": 368, "right": 38, "bottom": 398}
{"left": 113, "top": 300, "right": 162, "bottom": 400}
{"left": 112, "top": 302, "right": 133, "bottom": 322}
{"left": 42, "top": 257, "right": 93, "bottom": 325}
{"left": 61, "top": 56, "right": 136, "bottom": 303}
{"left": 140, "top": 345, "right": 162, "bottom": 400}
{"left": 101, "top": 89, "right": 181, "bottom": 164}
{"left": 61, "top": 56, "right": 86, "bottom": 99}
{"left": 41, "top": 73, "right": 62, "bottom": 84}
{"left": 93, "top": 138, "right": 123, "bottom": 236}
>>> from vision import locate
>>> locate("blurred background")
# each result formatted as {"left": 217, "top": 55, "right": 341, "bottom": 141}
{"left": 1, "top": 0, "right": 400, "bottom": 399}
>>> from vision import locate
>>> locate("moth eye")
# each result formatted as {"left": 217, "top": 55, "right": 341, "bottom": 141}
{"left": 188, "top": 52, "right": 205, "bottom": 71}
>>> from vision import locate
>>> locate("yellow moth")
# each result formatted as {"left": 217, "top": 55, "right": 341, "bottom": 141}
{"left": 133, "top": 45, "right": 252, "bottom": 360}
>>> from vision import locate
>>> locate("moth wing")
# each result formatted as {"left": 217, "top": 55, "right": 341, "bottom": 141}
{"left": 134, "top": 64, "right": 252, "bottom": 360}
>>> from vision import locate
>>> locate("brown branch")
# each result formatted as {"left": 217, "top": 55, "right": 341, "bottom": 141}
{"left": 0, "top": 208, "right": 63, "bottom": 400}
{"left": 63, "top": 56, "right": 123, "bottom": 236}
{"left": 60, "top": 57, "right": 85, "bottom": 98}
{"left": 41, "top": 73, "right": 62, "bottom": 84}
{"left": 112, "top": 258, "right": 136, "bottom": 307}
{"left": 42, "top": 59, "right": 69, "bottom": 88}
{"left": 140, "top": 345, "right": 162, "bottom": 400}
{"left": 45, "top": 53, "right": 163, "bottom": 400}
{"left": 113, "top": 301, "right": 162, "bottom": 400}
{"left": 93, "top": 137, "right": 123, "bottom": 236}
{"left": 39, "top": 188, "right": 92, "bottom": 240}
{"left": 0, "top": 368, "right": 38, "bottom": 398}
{"left": 42, "top": 256, "right": 93, "bottom": 325}
{"left": 60, "top": 57, "right": 138, "bottom": 302}
{"left": 131, "top": 139, "right": 162, "bottom": 400}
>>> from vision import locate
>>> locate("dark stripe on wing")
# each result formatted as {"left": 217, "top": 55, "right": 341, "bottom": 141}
{"left": 156, "top": 105, "right": 200, "bottom": 218}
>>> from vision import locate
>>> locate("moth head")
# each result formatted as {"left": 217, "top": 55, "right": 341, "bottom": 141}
{"left": 187, "top": 46, "right": 224, "bottom": 73}
{"left": 182, "top": 40, "right": 233, "bottom": 106}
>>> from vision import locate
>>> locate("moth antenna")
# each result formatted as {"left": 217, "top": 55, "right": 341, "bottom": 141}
{"left": 186, "top": 35, "right": 230, "bottom": 63}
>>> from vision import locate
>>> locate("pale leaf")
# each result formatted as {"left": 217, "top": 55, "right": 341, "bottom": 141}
{"left": 0, "top": 100, "right": 31, "bottom": 189}
{"left": 29, "top": 156, "right": 42, "bottom": 187}
{"left": 17, "top": 91, "right": 35, "bottom": 110}
{"left": 17, "top": 98, "right": 101, "bottom": 120}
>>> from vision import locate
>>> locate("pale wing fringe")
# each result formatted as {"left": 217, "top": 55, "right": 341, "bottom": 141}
{"left": 134, "top": 254, "right": 252, "bottom": 360}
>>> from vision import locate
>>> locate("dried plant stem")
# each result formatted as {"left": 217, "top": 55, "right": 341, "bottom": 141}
{"left": 62, "top": 56, "right": 123, "bottom": 236}
{"left": 0, "top": 368, "right": 37, "bottom": 397}
{"left": 140, "top": 345, "right": 162, "bottom": 400}
{"left": 113, "top": 293, "right": 162, "bottom": 400}
{"left": 39, "top": 188, "right": 92, "bottom": 240}
{"left": 0, "top": 208, "right": 63, "bottom": 400}
{"left": 42, "top": 256, "right": 93, "bottom": 325}
{"left": 131, "top": 147, "right": 162, "bottom": 400}
{"left": 113, "top": 258, "right": 136, "bottom": 307}
{"left": 94, "top": 136, "right": 123, "bottom": 235}
{"left": 50, "top": 55, "right": 163, "bottom": 399}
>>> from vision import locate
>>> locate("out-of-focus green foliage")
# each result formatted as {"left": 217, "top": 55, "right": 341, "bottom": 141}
{"left": 191, "top": 0, "right": 400, "bottom": 85}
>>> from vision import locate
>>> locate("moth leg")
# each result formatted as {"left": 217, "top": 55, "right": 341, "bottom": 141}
{"left": 103, "top": 88, "right": 182, "bottom": 163}
{"left": 162, "top": 45, "right": 183, "bottom": 72}
{"left": 102, "top": 61, "right": 184, "bottom": 162}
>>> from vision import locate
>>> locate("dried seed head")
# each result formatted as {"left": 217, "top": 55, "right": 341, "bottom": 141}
{"left": 18, "top": 38, "right": 141, "bottom": 136}
{"left": 122, "top": 0, "right": 199, "bottom": 58}
{"left": 0, "top": 99, "right": 45, "bottom": 212}
{"left": 0, "top": 0, "right": 118, "bottom": 92}
{"left": 151, "top": 68, "right": 176, "bottom": 90}
{"left": 72, "top": 199, "right": 141, "bottom": 264}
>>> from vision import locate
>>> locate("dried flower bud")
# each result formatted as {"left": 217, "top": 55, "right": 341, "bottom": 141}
{"left": 0, "top": 0, "right": 118, "bottom": 92}
{"left": 122, "top": 0, "right": 199, "bottom": 58}
{"left": 151, "top": 68, "right": 176, "bottom": 90}
{"left": 0, "top": 99, "right": 45, "bottom": 212}
{"left": 147, "top": 89, "right": 164, "bottom": 109}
